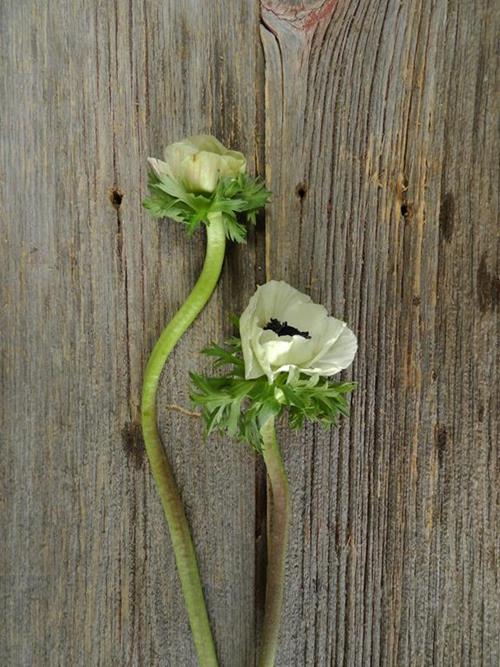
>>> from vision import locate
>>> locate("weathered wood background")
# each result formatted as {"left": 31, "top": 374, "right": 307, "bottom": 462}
{"left": 1, "top": 1, "right": 498, "bottom": 665}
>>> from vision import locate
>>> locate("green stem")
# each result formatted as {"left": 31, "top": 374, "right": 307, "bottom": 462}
{"left": 141, "top": 213, "right": 225, "bottom": 667}
{"left": 258, "top": 417, "right": 290, "bottom": 667}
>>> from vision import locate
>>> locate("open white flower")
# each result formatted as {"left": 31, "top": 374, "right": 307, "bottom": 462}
{"left": 240, "top": 280, "right": 357, "bottom": 382}
{"left": 148, "top": 134, "right": 246, "bottom": 194}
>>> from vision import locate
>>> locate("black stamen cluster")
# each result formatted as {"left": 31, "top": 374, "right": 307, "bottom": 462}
{"left": 264, "top": 318, "right": 311, "bottom": 339}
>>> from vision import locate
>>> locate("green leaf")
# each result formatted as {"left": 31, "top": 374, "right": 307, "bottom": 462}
{"left": 143, "top": 170, "right": 271, "bottom": 242}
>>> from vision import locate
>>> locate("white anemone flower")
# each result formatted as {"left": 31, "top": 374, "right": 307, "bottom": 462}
{"left": 240, "top": 280, "right": 357, "bottom": 382}
{"left": 148, "top": 134, "right": 246, "bottom": 194}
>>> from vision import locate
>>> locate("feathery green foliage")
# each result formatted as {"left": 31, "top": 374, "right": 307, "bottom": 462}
{"left": 190, "top": 335, "right": 356, "bottom": 451}
{"left": 143, "top": 171, "right": 271, "bottom": 242}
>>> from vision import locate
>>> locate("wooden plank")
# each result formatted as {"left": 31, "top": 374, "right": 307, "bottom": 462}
{"left": 1, "top": 1, "right": 263, "bottom": 665}
{"left": 2, "top": 0, "right": 498, "bottom": 665}
{"left": 261, "top": 0, "right": 499, "bottom": 665}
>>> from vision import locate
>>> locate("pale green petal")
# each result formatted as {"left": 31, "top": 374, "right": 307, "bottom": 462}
{"left": 163, "top": 141, "right": 197, "bottom": 181}
{"left": 147, "top": 157, "right": 171, "bottom": 179}
{"left": 159, "top": 135, "right": 245, "bottom": 193}
{"left": 179, "top": 151, "right": 246, "bottom": 192}
{"left": 162, "top": 134, "right": 246, "bottom": 192}
{"left": 185, "top": 136, "right": 246, "bottom": 173}
{"left": 184, "top": 134, "right": 228, "bottom": 154}
{"left": 217, "top": 153, "right": 247, "bottom": 177}
{"left": 179, "top": 152, "right": 222, "bottom": 192}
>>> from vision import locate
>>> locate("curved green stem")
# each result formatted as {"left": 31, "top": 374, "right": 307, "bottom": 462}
{"left": 258, "top": 417, "right": 290, "bottom": 667}
{"left": 141, "top": 213, "right": 225, "bottom": 667}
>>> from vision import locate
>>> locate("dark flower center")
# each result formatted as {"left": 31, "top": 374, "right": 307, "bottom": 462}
{"left": 264, "top": 317, "right": 311, "bottom": 339}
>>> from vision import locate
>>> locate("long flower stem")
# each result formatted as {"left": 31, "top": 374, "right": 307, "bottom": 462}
{"left": 141, "top": 213, "right": 226, "bottom": 667}
{"left": 258, "top": 417, "right": 290, "bottom": 667}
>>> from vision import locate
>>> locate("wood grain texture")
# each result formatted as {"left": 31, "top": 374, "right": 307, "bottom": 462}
{"left": 1, "top": 0, "right": 498, "bottom": 666}
{"left": 261, "top": 0, "right": 499, "bottom": 665}
{"left": 1, "top": 1, "right": 263, "bottom": 665}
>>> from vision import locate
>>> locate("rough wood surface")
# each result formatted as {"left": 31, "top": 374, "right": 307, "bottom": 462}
{"left": 261, "top": 1, "right": 499, "bottom": 665}
{"left": 1, "top": 1, "right": 498, "bottom": 666}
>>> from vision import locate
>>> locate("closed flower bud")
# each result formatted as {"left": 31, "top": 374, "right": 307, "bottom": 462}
{"left": 148, "top": 134, "right": 246, "bottom": 194}
{"left": 240, "top": 280, "right": 357, "bottom": 382}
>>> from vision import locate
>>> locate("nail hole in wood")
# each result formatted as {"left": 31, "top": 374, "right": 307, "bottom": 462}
{"left": 109, "top": 187, "right": 124, "bottom": 210}
{"left": 295, "top": 183, "right": 307, "bottom": 199}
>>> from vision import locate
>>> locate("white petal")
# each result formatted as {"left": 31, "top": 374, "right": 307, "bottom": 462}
{"left": 280, "top": 301, "right": 328, "bottom": 338}
{"left": 239, "top": 280, "right": 357, "bottom": 382}
{"left": 244, "top": 347, "right": 267, "bottom": 379}
{"left": 240, "top": 295, "right": 260, "bottom": 378}
{"left": 309, "top": 317, "right": 347, "bottom": 365}
{"left": 313, "top": 325, "right": 358, "bottom": 375}
{"left": 266, "top": 336, "right": 313, "bottom": 369}
{"left": 261, "top": 338, "right": 293, "bottom": 366}
{"left": 253, "top": 280, "right": 311, "bottom": 324}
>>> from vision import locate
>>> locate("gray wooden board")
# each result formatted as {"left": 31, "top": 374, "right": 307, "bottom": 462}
{"left": 1, "top": 1, "right": 498, "bottom": 666}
